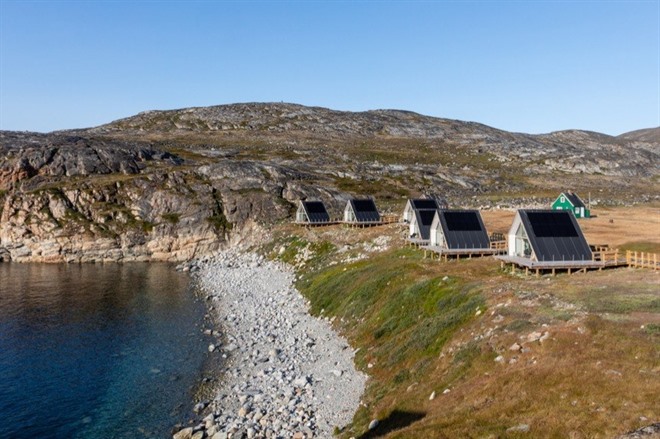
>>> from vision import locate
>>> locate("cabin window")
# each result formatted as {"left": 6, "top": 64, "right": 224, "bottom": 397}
{"left": 560, "top": 196, "right": 565, "bottom": 203}
{"left": 515, "top": 224, "right": 531, "bottom": 258}
{"left": 575, "top": 207, "right": 580, "bottom": 214}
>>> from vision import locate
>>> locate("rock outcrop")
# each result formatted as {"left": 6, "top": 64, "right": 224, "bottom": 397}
{"left": 1, "top": 103, "right": 658, "bottom": 262}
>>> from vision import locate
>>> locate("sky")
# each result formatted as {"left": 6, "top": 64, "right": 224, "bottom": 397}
{"left": 0, "top": 1, "right": 658, "bottom": 135}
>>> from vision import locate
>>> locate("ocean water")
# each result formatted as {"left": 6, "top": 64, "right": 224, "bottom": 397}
{"left": 0, "top": 263, "right": 209, "bottom": 439}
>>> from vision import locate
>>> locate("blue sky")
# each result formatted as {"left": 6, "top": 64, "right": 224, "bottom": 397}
{"left": 0, "top": 1, "right": 658, "bottom": 135}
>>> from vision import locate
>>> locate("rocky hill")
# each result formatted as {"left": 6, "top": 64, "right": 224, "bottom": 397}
{"left": 1, "top": 103, "right": 658, "bottom": 262}
{"left": 618, "top": 126, "right": 660, "bottom": 143}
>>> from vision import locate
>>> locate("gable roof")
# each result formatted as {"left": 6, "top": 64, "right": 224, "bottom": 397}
{"left": 560, "top": 192, "right": 586, "bottom": 208}
{"left": 518, "top": 210, "right": 591, "bottom": 261}
{"left": 412, "top": 208, "right": 438, "bottom": 240}
{"left": 409, "top": 198, "right": 439, "bottom": 210}
{"left": 348, "top": 199, "right": 381, "bottom": 222}
{"left": 436, "top": 210, "right": 490, "bottom": 249}
{"left": 299, "top": 200, "right": 330, "bottom": 223}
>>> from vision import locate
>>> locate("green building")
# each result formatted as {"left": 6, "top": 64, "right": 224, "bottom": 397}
{"left": 551, "top": 191, "right": 590, "bottom": 218}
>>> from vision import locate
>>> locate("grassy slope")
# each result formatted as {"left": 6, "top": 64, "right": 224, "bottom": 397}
{"left": 264, "top": 215, "right": 659, "bottom": 438}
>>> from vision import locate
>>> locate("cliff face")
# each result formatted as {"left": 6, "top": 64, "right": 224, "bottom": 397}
{"left": 0, "top": 131, "right": 337, "bottom": 262}
{"left": 1, "top": 103, "right": 658, "bottom": 262}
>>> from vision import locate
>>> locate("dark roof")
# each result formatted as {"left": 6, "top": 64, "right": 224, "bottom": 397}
{"left": 300, "top": 200, "right": 330, "bottom": 223}
{"left": 519, "top": 210, "right": 591, "bottom": 261}
{"left": 348, "top": 199, "right": 381, "bottom": 222}
{"left": 413, "top": 209, "right": 437, "bottom": 240}
{"left": 410, "top": 198, "right": 439, "bottom": 210}
{"left": 562, "top": 192, "right": 586, "bottom": 208}
{"left": 438, "top": 210, "right": 490, "bottom": 249}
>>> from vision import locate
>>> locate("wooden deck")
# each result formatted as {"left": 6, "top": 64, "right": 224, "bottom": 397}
{"left": 497, "top": 254, "right": 626, "bottom": 271}
{"left": 496, "top": 247, "right": 629, "bottom": 275}
{"left": 342, "top": 214, "right": 399, "bottom": 228}
{"left": 293, "top": 220, "right": 340, "bottom": 227}
{"left": 342, "top": 220, "right": 384, "bottom": 228}
{"left": 421, "top": 245, "right": 504, "bottom": 261}
{"left": 407, "top": 238, "right": 429, "bottom": 247}
{"left": 626, "top": 251, "right": 660, "bottom": 270}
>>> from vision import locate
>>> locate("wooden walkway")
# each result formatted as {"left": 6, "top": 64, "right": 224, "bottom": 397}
{"left": 407, "top": 238, "right": 429, "bottom": 247}
{"left": 421, "top": 244, "right": 506, "bottom": 261}
{"left": 495, "top": 248, "right": 659, "bottom": 276}
{"left": 626, "top": 251, "right": 660, "bottom": 270}
{"left": 342, "top": 214, "right": 399, "bottom": 228}
{"left": 496, "top": 255, "right": 628, "bottom": 276}
{"left": 293, "top": 220, "right": 340, "bottom": 227}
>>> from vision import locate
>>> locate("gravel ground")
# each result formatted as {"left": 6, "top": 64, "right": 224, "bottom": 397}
{"left": 175, "top": 251, "right": 367, "bottom": 439}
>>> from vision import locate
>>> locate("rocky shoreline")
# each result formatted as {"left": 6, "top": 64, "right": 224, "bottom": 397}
{"left": 174, "top": 252, "right": 367, "bottom": 439}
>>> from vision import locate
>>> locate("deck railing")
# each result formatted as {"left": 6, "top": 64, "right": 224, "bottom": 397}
{"left": 381, "top": 214, "right": 399, "bottom": 224}
{"left": 626, "top": 251, "right": 659, "bottom": 270}
{"left": 490, "top": 240, "right": 507, "bottom": 251}
{"left": 591, "top": 249, "right": 620, "bottom": 264}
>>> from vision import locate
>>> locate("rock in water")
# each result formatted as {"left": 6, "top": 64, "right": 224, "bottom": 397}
{"left": 173, "top": 427, "right": 194, "bottom": 439}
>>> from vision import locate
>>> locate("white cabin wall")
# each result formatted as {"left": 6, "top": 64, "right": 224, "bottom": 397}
{"left": 508, "top": 214, "right": 522, "bottom": 256}
{"left": 343, "top": 203, "right": 354, "bottom": 222}
{"left": 402, "top": 202, "right": 413, "bottom": 223}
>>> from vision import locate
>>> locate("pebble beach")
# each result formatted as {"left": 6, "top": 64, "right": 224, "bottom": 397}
{"left": 175, "top": 252, "right": 367, "bottom": 439}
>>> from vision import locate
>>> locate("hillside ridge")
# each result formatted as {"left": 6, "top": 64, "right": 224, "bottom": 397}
{"left": 0, "top": 102, "right": 658, "bottom": 263}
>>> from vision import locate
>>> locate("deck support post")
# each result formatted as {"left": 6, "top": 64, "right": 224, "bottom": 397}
{"left": 535, "top": 268, "right": 540, "bottom": 277}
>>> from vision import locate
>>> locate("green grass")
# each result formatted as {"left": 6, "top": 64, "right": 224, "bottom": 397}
{"left": 644, "top": 323, "right": 660, "bottom": 336}
{"left": 552, "top": 280, "right": 660, "bottom": 315}
{"left": 619, "top": 241, "right": 660, "bottom": 254}
{"left": 296, "top": 248, "right": 484, "bottom": 437}
{"left": 161, "top": 212, "right": 181, "bottom": 224}
{"left": 271, "top": 235, "right": 337, "bottom": 270}
{"left": 207, "top": 188, "right": 232, "bottom": 233}
{"left": 581, "top": 292, "right": 660, "bottom": 314}
{"left": 334, "top": 176, "right": 410, "bottom": 199}
{"left": 207, "top": 214, "right": 232, "bottom": 232}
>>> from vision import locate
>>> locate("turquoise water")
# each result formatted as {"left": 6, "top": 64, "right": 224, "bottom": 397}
{"left": 0, "top": 263, "right": 209, "bottom": 439}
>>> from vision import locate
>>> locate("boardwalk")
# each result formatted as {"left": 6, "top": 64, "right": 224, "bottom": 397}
{"left": 422, "top": 244, "right": 505, "bottom": 261}
{"left": 496, "top": 247, "right": 631, "bottom": 275}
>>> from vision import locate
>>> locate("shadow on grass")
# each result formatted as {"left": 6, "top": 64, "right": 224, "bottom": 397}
{"left": 358, "top": 410, "right": 426, "bottom": 438}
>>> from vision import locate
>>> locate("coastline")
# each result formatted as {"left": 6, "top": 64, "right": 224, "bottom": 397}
{"left": 175, "top": 251, "right": 367, "bottom": 439}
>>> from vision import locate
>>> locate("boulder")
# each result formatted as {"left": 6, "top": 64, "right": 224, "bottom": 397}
{"left": 173, "top": 427, "right": 194, "bottom": 439}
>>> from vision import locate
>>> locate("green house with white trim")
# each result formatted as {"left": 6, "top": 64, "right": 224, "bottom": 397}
{"left": 551, "top": 191, "right": 590, "bottom": 218}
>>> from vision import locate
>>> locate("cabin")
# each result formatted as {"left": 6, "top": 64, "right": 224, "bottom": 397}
{"left": 506, "top": 210, "right": 592, "bottom": 263}
{"left": 428, "top": 210, "right": 492, "bottom": 252}
{"left": 497, "top": 209, "right": 628, "bottom": 275}
{"left": 408, "top": 209, "right": 438, "bottom": 244}
{"left": 552, "top": 191, "right": 590, "bottom": 218}
{"left": 295, "top": 200, "right": 331, "bottom": 225}
{"left": 402, "top": 198, "right": 441, "bottom": 223}
{"left": 343, "top": 198, "right": 381, "bottom": 225}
